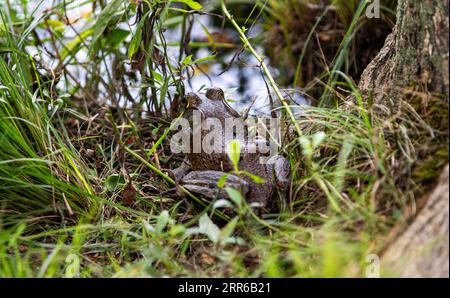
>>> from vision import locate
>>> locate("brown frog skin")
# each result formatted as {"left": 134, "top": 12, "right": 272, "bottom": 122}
{"left": 172, "top": 87, "right": 290, "bottom": 208}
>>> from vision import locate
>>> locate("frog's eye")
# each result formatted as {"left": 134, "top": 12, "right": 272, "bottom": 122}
{"left": 205, "top": 87, "right": 224, "bottom": 101}
{"left": 186, "top": 92, "right": 202, "bottom": 108}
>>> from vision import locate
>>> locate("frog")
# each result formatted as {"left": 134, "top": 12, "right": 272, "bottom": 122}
{"left": 171, "top": 87, "right": 290, "bottom": 208}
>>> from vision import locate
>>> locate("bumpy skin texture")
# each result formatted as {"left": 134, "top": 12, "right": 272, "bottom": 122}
{"left": 173, "top": 87, "right": 290, "bottom": 207}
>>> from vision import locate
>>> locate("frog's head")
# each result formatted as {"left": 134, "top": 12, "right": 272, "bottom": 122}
{"left": 182, "top": 87, "right": 239, "bottom": 119}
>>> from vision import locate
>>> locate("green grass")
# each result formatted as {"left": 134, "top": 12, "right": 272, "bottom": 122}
{"left": 0, "top": 0, "right": 447, "bottom": 278}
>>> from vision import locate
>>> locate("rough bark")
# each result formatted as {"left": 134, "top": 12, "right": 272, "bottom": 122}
{"left": 382, "top": 165, "right": 449, "bottom": 277}
{"left": 359, "top": 0, "right": 449, "bottom": 101}
{"left": 357, "top": 0, "right": 449, "bottom": 277}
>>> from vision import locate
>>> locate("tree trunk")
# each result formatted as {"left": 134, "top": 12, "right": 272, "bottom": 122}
{"left": 382, "top": 165, "right": 449, "bottom": 277}
{"left": 357, "top": 0, "right": 449, "bottom": 277}
{"left": 359, "top": 0, "right": 449, "bottom": 101}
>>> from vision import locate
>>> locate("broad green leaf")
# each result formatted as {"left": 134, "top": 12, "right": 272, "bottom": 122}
{"left": 128, "top": 12, "right": 148, "bottom": 59}
{"left": 158, "top": 3, "right": 171, "bottom": 25}
{"left": 198, "top": 214, "right": 220, "bottom": 244}
{"left": 242, "top": 171, "right": 265, "bottom": 184}
{"left": 212, "top": 199, "right": 233, "bottom": 209}
{"left": 128, "top": 32, "right": 141, "bottom": 59}
{"left": 44, "top": 19, "right": 64, "bottom": 33}
{"left": 192, "top": 54, "right": 217, "bottom": 65}
{"left": 90, "top": 0, "right": 125, "bottom": 55}
{"left": 169, "top": 224, "right": 185, "bottom": 236}
{"left": 151, "top": 70, "right": 163, "bottom": 84}
{"left": 219, "top": 217, "right": 239, "bottom": 244}
{"left": 104, "top": 174, "right": 125, "bottom": 192}
{"left": 156, "top": 210, "right": 170, "bottom": 233}
{"left": 225, "top": 187, "right": 243, "bottom": 209}
{"left": 217, "top": 173, "right": 229, "bottom": 188}
{"left": 61, "top": 28, "right": 94, "bottom": 60}
{"left": 181, "top": 54, "right": 192, "bottom": 65}
{"left": 45, "top": 19, "right": 64, "bottom": 28}
{"left": 173, "top": 0, "right": 202, "bottom": 10}
{"left": 105, "top": 28, "right": 130, "bottom": 49}
{"left": 227, "top": 140, "right": 241, "bottom": 171}
{"left": 143, "top": 221, "right": 155, "bottom": 233}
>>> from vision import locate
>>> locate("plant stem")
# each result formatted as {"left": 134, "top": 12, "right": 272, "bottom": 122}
{"left": 220, "top": 0, "right": 303, "bottom": 138}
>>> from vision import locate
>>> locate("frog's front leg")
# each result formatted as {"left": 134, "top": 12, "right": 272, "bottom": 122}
{"left": 171, "top": 157, "right": 192, "bottom": 182}
{"left": 181, "top": 170, "right": 250, "bottom": 200}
